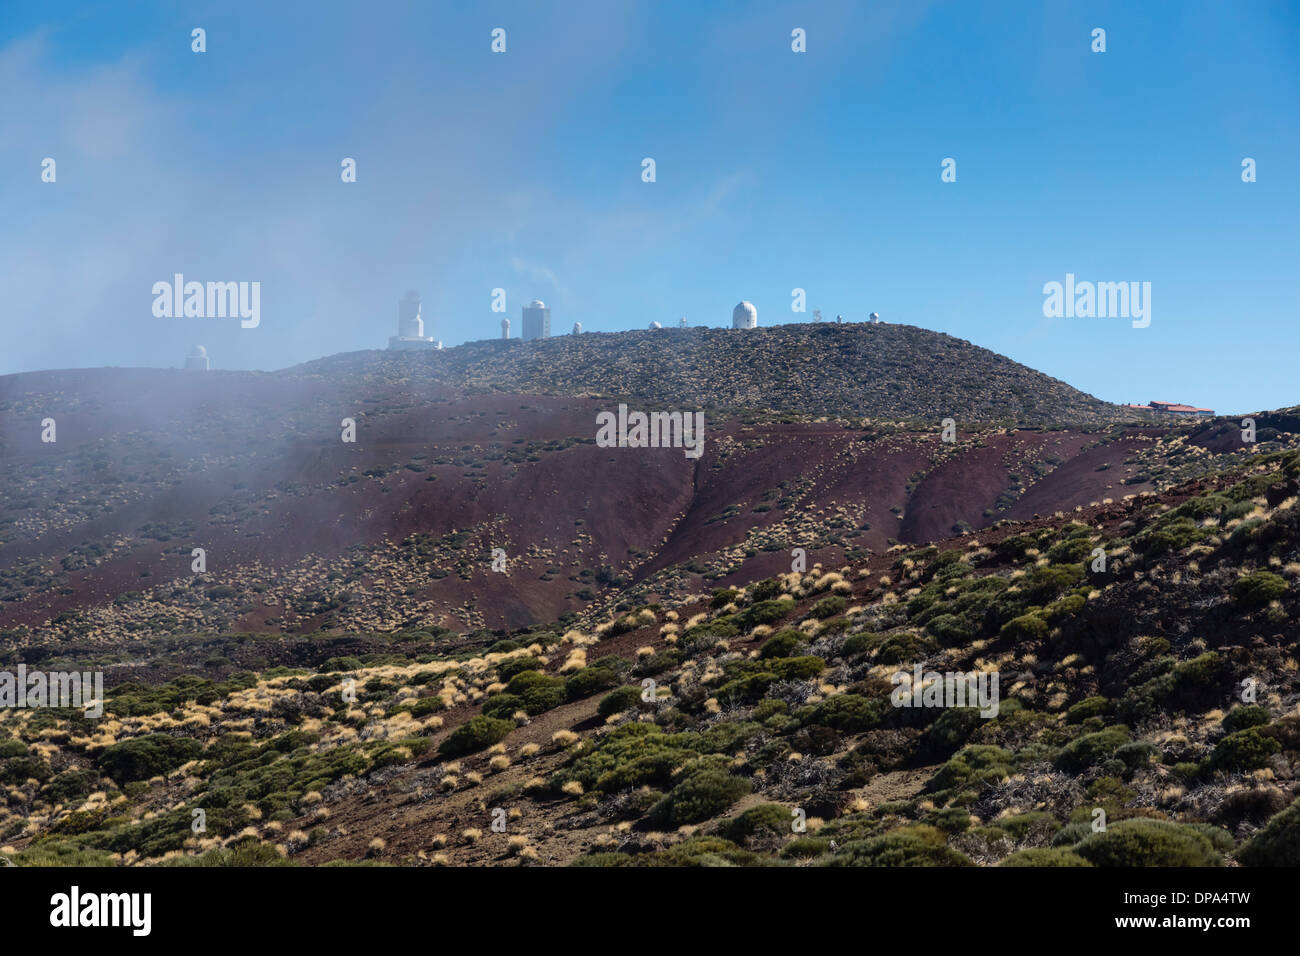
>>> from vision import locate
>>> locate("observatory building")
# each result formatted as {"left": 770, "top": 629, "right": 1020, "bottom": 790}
{"left": 522, "top": 300, "right": 550, "bottom": 341}
{"left": 732, "top": 301, "right": 757, "bottom": 329}
{"left": 388, "top": 291, "right": 438, "bottom": 350}
{"left": 572, "top": 322, "right": 582, "bottom": 334}
{"left": 649, "top": 321, "right": 662, "bottom": 330}
{"left": 679, "top": 317, "right": 688, "bottom": 329}
{"left": 185, "top": 345, "right": 210, "bottom": 371}
{"left": 869, "top": 312, "right": 881, "bottom": 324}
{"left": 501, "top": 317, "right": 511, "bottom": 339}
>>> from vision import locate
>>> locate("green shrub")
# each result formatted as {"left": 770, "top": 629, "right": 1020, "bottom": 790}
{"left": 769, "top": 656, "right": 825, "bottom": 681}
{"left": 564, "top": 666, "right": 619, "bottom": 701}
{"left": 505, "top": 670, "right": 567, "bottom": 715}
{"left": 821, "top": 825, "right": 974, "bottom": 867}
{"left": 1232, "top": 571, "right": 1288, "bottom": 607}
{"left": 758, "top": 630, "right": 803, "bottom": 659}
{"left": 738, "top": 598, "right": 794, "bottom": 629}
{"left": 808, "top": 595, "right": 846, "bottom": 620}
{"left": 42, "top": 769, "right": 101, "bottom": 804}
{"left": 931, "top": 745, "right": 1014, "bottom": 792}
{"left": 1066, "top": 697, "right": 1110, "bottom": 723}
{"left": 999, "top": 613, "right": 1048, "bottom": 642}
{"left": 98, "top": 734, "right": 204, "bottom": 785}
{"left": 1237, "top": 798, "right": 1300, "bottom": 866}
{"left": 798, "top": 694, "right": 883, "bottom": 733}
{"left": 1000, "top": 848, "right": 1092, "bottom": 867}
{"left": 1050, "top": 821, "right": 1094, "bottom": 846}
{"left": 496, "top": 657, "right": 543, "bottom": 681}
{"left": 998, "top": 811, "right": 1058, "bottom": 842}
{"left": 1055, "top": 727, "right": 1131, "bottom": 773}
{"left": 1073, "top": 819, "right": 1221, "bottom": 867}
{"left": 647, "top": 769, "right": 751, "bottom": 827}
{"left": 438, "top": 716, "right": 514, "bottom": 757}
{"left": 1207, "top": 727, "right": 1281, "bottom": 774}
{"left": 720, "top": 803, "right": 793, "bottom": 843}
{"left": 875, "top": 631, "right": 937, "bottom": 665}
{"left": 1223, "top": 705, "right": 1271, "bottom": 734}
{"left": 926, "top": 614, "right": 979, "bottom": 644}
{"left": 480, "top": 693, "right": 524, "bottom": 720}
{"left": 780, "top": 837, "right": 830, "bottom": 858}
{"left": 596, "top": 685, "right": 644, "bottom": 720}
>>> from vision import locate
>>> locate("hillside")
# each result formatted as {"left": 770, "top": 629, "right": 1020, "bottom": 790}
{"left": 2, "top": 353, "right": 1292, "bottom": 642}
{"left": 295, "top": 324, "right": 1149, "bottom": 426}
{"left": 3, "top": 447, "right": 1300, "bottom": 867}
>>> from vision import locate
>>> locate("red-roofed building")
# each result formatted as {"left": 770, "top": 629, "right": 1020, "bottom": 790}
{"left": 1141, "top": 400, "right": 1215, "bottom": 417}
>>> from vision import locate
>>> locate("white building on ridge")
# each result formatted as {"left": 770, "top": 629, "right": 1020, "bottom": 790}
{"left": 388, "top": 291, "right": 438, "bottom": 350}
{"left": 732, "top": 301, "right": 757, "bottom": 329}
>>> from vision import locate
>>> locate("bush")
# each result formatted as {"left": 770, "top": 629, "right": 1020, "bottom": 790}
{"left": 480, "top": 693, "right": 524, "bottom": 720}
{"left": 998, "top": 811, "right": 1058, "bottom": 842}
{"left": 822, "top": 826, "right": 974, "bottom": 867}
{"left": 597, "top": 685, "right": 644, "bottom": 720}
{"left": 931, "top": 745, "right": 1014, "bottom": 792}
{"left": 1232, "top": 571, "right": 1287, "bottom": 607}
{"left": 1066, "top": 696, "right": 1110, "bottom": 723}
{"left": 1237, "top": 798, "right": 1300, "bottom": 866}
{"left": 98, "top": 734, "right": 204, "bottom": 785}
{"left": 647, "top": 769, "right": 751, "bottom": 827}
{"left": 564, "top": 667, "right": 619, "bottom": 702}
{"left": 1000, "top": 848, "right": 1092, "bottom": 867}
{"left": 758, "top": 630, "right": 803, "bottom": 660}
{"left": 808, "top": 595, "right": 846, "bottom": 620}
{"left": 738, "top": 599, "right": 794, "bottom": 629}
{"left": 1073, "top": 819, "right": 1221, "bottom": 867}
{"left": 496, "top": 657, "right": 543, "bottom": 681}
{"left": 769, "top": 656, "right": 825, "bottom": 681}
{"left": 42, "top": 769, "right": 101, "bottom": 804}
{"left": 1049, "top": 821, "right": 1094, "bottom": 847}
{"left": 720, "top": 803, "right": 793, "bottom": 844}
{"left": 1207, "top": 727, "right": 1281, "bottom": 774}
{"left": 798, "top": 694, "right": 883, "bottom": 733}
{"left": 1054, "top": 727, "right": 1131, "bottom": 773}
{"left": 999, "top": 613, "right": 1048, "bottom": 642}
{"left": 1223, "top": 705, "right": 1271, "bottom": 734}
{"left": 438, "top": 716, "right": 514, "bottom": 757}
{"left": 505, "top": 670, "right": 567, "bottom": 715}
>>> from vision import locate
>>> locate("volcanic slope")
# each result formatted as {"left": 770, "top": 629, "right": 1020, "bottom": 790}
{"left": 4, "top": 447, "right": 1300, "bottom": 868}
{"left": 1, "top": 356, "right": 1296, "bottom": 640}
{"left": 294, "top": 323, "right": 1151, "bottom": 425}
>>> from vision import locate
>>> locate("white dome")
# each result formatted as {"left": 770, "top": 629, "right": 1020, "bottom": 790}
{"left": 869, "top": 312, "right": 880, "bottom": 322}
{"left": 649, "top": 321, "right": 662, "bottom": 330}
{"left": 528, "top": 299, "right": 546, "bottom": 309}
{"left": 188, "top": 345, "right": 207, "bottom": 357}
{"left": 732, "top": 301, "right": 757, "bottom": 329}
{"left": 572, "top": 322, "right": 582, "bottom": 334}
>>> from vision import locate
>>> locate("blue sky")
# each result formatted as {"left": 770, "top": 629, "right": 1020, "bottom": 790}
{"left": 2, "top": 0, "right": 1297, "bottom": 415}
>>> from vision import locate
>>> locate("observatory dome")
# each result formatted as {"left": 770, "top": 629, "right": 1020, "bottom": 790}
{"left": 732, "top": 301, "right": 757, "bottom": 329}
{"left": 869, "top": 312, "right": 880, "bottom": 323}
{"left": 529, "top": 299, "right": 546, "bottom": 309}
{"left": 649, "top": 321, "right": 662, "bottom": 330}
{"left": 188, "top": 345, "right": 207, "bottom": 358}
